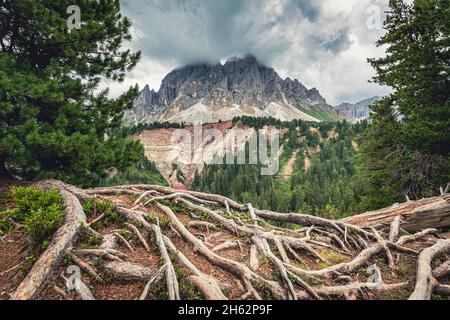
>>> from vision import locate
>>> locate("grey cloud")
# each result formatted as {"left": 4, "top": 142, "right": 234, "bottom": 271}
{"left": 118, "top": 0, "right": 391, "bottom": 105}
{"left": 324, "top": 32, "right": 352, "bottom": 54}
{"left": 291, "top": 0, "right": 321, "bottom": 22}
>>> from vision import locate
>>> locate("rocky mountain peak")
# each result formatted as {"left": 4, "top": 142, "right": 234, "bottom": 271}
{"left": 335, "top": 96, "right": 381, "bottom": 122}
{"left": 124, "top": 55, "right": 335, "bottom": 125}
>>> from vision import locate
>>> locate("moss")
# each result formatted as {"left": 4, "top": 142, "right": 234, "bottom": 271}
{"left": 320, "top": 250, "right": 347, "bottom": 265}
{"left": 251, "top": 280, "right": 280, "bottom": 300}
{"left": 393, "top": 266, "right": 409, "bottom": 278}
{"left": 381, "top": 289, "right": 410, "bottom": 300}
{"left": 87, "top": 235, "right": 103, "bottom": 247}
{"left": 159, "top": 216, "right": 171, "bottom": 230}
{"left": 146, "top": 279, "right": 169, "bottom": 300}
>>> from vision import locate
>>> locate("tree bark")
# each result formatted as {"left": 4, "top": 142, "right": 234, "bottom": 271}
{"left": 409, "top": 239, "right": 450, "bottom": 300}
{"left": 10, "top": 182, "right": 87, "bottom": 300}
{"left": 342, "top": 195, "right": 450, "bottom": 232}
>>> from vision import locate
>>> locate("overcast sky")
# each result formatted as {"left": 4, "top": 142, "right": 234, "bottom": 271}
{"left": 102, "top": 0, "right": 392, "bottom": 105}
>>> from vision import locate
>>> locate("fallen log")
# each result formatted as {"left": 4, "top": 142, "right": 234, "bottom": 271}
{"left": 342, "top": 195, "right": 450, "bottom": 232}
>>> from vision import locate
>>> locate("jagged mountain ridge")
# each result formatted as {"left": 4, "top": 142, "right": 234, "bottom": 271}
{"left": 124, "top": 54, "right": 338, "bottom": 125}
{"left": 335, "top": 96, "right": 381, "bottom": 122}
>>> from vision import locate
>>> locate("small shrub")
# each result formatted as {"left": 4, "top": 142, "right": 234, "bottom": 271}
{"left": 64, "top": 252, "right": 74, "bottom": 265}
{"left": 11, "top": 187, "right": 64, "bottom": 244}
{"left": 88, "top": 235, "right": 103, "bottom": 247}
{"left": 83, "top": 197, "right": 123, "bottom": 226}
{"left": 159, "top": 216, "right": 171, "bottom": 229}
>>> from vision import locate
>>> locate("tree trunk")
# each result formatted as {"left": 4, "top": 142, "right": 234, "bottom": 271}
{"left": 0, "top": 156, "right": 12, "bottom": 179}
{"left": 342, "top": 195, "right": 450, "bottom": 232}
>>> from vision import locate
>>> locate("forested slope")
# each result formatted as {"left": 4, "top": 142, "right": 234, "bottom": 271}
{"left": 192, "top": 117, "right": 369, "bottom": 218}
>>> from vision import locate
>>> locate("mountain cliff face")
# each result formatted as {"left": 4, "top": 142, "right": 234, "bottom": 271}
{"left": 124, "top": 55, "right": 337, "bottom": 125}
{"left": 335, "top": 96, "right": 381, "bottom": 122}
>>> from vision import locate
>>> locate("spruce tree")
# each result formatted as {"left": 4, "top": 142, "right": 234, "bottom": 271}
{"left": 0, "top": 0, "right": 142, "bottom": 186}
{"left": 360, "top": 0, "right": 449, "bottom": 205}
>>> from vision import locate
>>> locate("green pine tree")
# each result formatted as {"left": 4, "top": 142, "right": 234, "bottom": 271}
{"left": 0, "top": 0, "right": 142, "bottom": 187}
{"left": 359, "top": 0, "right": 449, "bottom": 206}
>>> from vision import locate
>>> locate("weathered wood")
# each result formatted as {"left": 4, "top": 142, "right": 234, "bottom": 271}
{"left": 10, "top": 182, "right": 87, "bottom": 300}
{"left": 343, "top": 195, "right": 450, "bottom": 232}
{"left": 140, "top": 265, "right": 167, "bottom": 300}
{"left": 163, "top": 235, "right": 227, "bottom": 300}
{"left": 409, "top": 239, "right": 450, "bottom": 300}
{"left": 150, "top": 224, "right": 180, "bottom": 300}
{"left": 249, "top": 245, "right": 259, "bottom": 271}
{"left": 103, "top": 262, "right": 157, "bottom": 281}
{"left": 156, "top": 203, "right": 287, "bottom": 300}
{"left": 433, "top": 261, "right": 450, "bottom": 280}
{"left": 99, "top": 233, "right": 118, "bottom": 250}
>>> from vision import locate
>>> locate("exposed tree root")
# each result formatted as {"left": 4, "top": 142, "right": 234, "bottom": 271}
{"left": 316, "top": 281, "right": 409, "bottom": 299}
{"left": 433, "top": 261, "right": 450, "bottom": 279}
{"left": 149, "top": 223, "right": 180, "bottom": 300}
{"left": 125, "top": 223, "right": 151, "bottom": 253}
{"left": 61, "top": 267, "right": 95, "bottom": 300}
{"left": 8, "top": 181, "right": 450, "bottom": 301}
{"left": 156, "top": 203, "right": 287, "bottom": 300}
{"left": 397, "top": 229, "right": 437, "bottom": 245}
{"left": 74, "top": 248, "right": 128, "bottom": 261}
{"left": 212, "top": 240, "right": 242, "bottom": 253}
{"left": 434, "top": 284, "right": 450, "bottom": 296}
{"left": 409, "top": 239, "right": 450, "bottom": 300}
{"left": 140, "top": 265, "right": 167, "bottom": 300}
{"left": 10, "top": 182, "right": 87, "bottom": 300}
{"left": 163, "top": 235, "right": 227, "bottom": 300}
{"left": 103, "top": 262, "right": 157, "bottom": 281}
{"left": 71, "top": 255, "right": 102, "bottom": 283}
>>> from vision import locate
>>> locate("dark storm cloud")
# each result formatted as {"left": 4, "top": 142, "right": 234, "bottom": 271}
{"left": 292, "top": 0, "right": 321, "bottom": 22}
{"left": 324, "top": 32, "right": 352, "bottom": 54}
{"left": 121, "top": 0, "right": 303, "bottom": 66}
{"left": 116, "top": 0, "right": 391, "bottom": 105}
